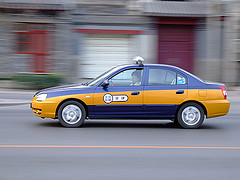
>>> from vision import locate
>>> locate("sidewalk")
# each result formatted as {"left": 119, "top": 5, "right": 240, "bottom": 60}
{"left": 228, "top": 86, "right": 240, "bottom": 101}
{"left": 0, "top": 88, "right": 34, "bottom": 106}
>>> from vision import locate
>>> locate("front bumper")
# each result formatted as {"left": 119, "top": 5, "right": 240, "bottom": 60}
{"left": 31, "top": 104, "right": 42, "bottom": 116}
{"left": 31, "top": 96, "right": 58, "bottom": 118}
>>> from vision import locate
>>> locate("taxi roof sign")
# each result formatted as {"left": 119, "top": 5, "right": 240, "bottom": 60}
{"left": 133, "top": 56, "right": 144, "bottom": 66}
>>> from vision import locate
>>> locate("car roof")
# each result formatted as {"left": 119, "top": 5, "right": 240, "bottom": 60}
{"left": 118, "top": 63, "right": 184, "bottom": 71}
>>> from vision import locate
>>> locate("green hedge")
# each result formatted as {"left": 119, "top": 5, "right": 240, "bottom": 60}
{"left": 11, "top": 73, "right": 64, "bottom": 89}
{"left": 0, "top": 74, "right": 12, "bottom": 80}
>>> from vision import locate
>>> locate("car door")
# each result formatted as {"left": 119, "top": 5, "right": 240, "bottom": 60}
{"left": 143, "top": 67, "right": 188, "bottom": 118}
{"left": 93, "top": 68, "right": 144, "bottom": 118}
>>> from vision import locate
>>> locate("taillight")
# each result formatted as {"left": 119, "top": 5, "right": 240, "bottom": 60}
{"left": 220, "top": 86, "right": 227, "bottom": 99}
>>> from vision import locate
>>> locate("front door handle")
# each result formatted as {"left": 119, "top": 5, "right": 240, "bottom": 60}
{"left": 176, "top": 90, "right": 184, "bottom": 94}
{"left": 131, "top": 92, "right": 140, "bottom": 95}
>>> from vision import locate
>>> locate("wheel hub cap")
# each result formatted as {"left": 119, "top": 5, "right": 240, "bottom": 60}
{"left": 62, "top": 105, "right": 82, "bottom": 124}
{"left": 182, "top": 106, "right": 201, "bottom": 126}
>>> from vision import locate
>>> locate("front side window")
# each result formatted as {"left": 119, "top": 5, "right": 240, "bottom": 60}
{"left": 148, "top": 68, "right": 176, "bottom": 86}
{"left": 109, "top": 68, "right": 143, "bottom": 87}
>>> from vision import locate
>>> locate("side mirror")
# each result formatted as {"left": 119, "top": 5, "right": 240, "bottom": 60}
{"left": 102, "top": 79, "right": 109, "bottom": 87}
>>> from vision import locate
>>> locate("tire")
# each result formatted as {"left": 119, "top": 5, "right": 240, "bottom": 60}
{"left": 58, "top": 101, "right": 86, "bottom": 128}
{"left": 177, "top": 102, "right": 205, "bottom": 129}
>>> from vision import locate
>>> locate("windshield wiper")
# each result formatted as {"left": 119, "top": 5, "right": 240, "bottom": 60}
{"left": 77, "top": 82, "right": 87, "bottom": 86}
{"left": 80, "top": 82, "right": 89, "bottom": 86}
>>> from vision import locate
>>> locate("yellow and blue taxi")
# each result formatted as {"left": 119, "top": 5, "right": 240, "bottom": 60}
{"left": 31, "top": 56, "right": 230, "bottom": 129}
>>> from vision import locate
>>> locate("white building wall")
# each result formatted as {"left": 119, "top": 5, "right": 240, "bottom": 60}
{"left": 139, "top": 34, "right": 158, "bottom": 64}
{"left": 222, "top": 1, "right": 240, "bottom": 85}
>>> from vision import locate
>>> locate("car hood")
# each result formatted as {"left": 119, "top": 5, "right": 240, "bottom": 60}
{"left": 34, "top": 84, "right": 93, "bottom": 97}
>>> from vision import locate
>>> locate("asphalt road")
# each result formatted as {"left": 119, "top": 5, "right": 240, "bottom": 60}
{"left": 0, "top": 99, "right": 240, "bottom": 179}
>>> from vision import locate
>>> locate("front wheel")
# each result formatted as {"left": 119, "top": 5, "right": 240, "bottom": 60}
{"left": 58, "top": 101, "right": 86, "bottom": 128}
{"left": 177, "top": 103, "right": 205, "bottom": 129}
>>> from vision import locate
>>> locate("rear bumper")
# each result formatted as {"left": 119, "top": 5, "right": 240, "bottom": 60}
{"left": 201, "top": 99, "right": 230, "bottom": 118}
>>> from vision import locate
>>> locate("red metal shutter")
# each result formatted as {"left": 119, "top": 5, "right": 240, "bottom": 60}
{"left": 158, "top": 24, "right": 195, "bottom": 73}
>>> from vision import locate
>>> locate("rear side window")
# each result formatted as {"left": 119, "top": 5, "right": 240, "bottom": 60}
{"left": 177, "top": 74, "right": 186, "bottom": 85}
{"left": 148, "top": 68, "right": 176, "bottom": 86}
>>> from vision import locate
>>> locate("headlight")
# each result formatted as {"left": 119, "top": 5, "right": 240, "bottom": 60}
{"left": 36, "top": 94, "right": 47, "bottom": 102}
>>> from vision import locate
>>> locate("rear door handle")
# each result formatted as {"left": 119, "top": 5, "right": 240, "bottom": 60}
{"left": 176, "top": 90, "right": 184, "bottom": 94}
{"left": 131, "top": 92, "right": 140, "bottom": 95}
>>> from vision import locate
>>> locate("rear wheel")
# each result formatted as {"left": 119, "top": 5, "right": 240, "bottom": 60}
{"left": 58, "top": 101, "right": 86, "bottom": 128}
{"left": 177, "top": 103, "right": 205, "bottom": 129}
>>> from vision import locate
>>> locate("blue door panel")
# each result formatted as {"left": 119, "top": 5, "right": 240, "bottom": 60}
{"left": 94, "top": 105, "right": 143, "bottom": 115}
{"left": 144, "top": 104, "right": 178, "bottom": 116}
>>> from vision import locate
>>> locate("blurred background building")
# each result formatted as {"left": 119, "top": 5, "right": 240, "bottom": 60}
{"left": 0, "top": 0, "right": 240, "bottom": 86}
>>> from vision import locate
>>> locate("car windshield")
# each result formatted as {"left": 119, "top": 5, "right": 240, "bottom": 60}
{"left": 86, "top": 66, "right": 121, "bottom": 87}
